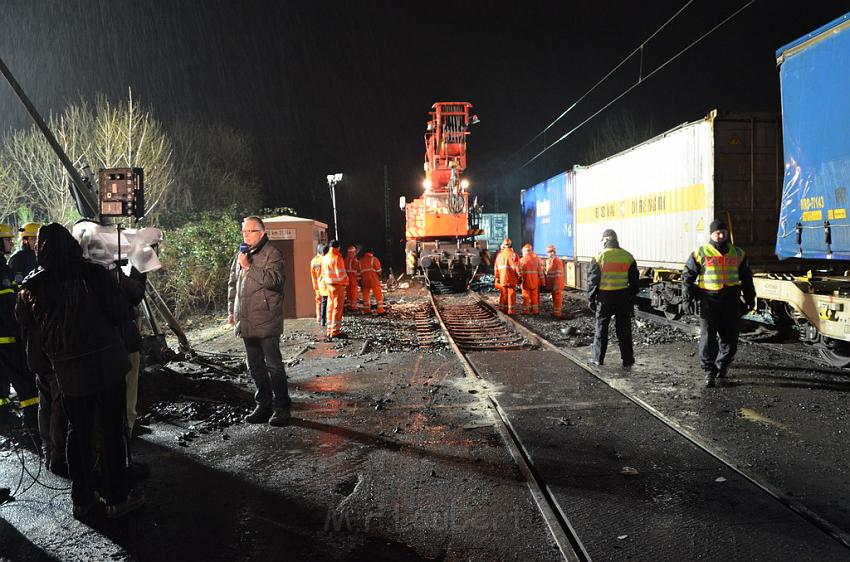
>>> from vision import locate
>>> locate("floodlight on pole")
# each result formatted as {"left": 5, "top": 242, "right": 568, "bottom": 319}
{"left": 326, "top": 173, "right": 343, "bottom": 240}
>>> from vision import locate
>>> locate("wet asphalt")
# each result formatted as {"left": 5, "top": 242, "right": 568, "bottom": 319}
{"left": 3, "top": 287, "right": 850, "bottom": 560}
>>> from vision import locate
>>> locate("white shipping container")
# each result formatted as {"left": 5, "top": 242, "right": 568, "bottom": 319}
{"left": 574, "top": 117, "right": 717, "bottom": 269}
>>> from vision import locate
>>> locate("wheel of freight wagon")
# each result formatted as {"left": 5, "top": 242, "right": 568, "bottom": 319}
{"left": 817, "top": 342, "right": 850, "bottom": 368}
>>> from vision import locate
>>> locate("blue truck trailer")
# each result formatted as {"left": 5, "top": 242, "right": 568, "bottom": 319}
{"left": 753, "top": 13, "right": 850, "bottom": 366}
{"left": 775, "top": 13, "right": 850, "bottom": 259}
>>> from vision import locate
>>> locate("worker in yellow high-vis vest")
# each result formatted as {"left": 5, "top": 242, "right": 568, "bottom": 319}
{"left": 0, "top": 223, "right": 39, "bottom": 442}
{"left": 683, "top": 219, "right": 755, "bottom": 388}
{"left": 587, "top": 229, "right": 639, "bottom": 367}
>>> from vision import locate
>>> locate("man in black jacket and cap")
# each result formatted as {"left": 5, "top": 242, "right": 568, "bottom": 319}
{"left": 682, "top": 219, "right": 756, "bottom": 388}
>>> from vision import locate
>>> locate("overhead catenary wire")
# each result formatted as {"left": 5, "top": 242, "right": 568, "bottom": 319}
{"left": 520, "top": 0, "right": 756, "bottom": 169}
{"left": 505, "top": 0, "right": 695, "bottom": 165}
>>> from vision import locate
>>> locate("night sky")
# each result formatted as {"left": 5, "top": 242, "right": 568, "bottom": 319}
{"left": 1, "top": 1, "right": 848, "bottom": 268}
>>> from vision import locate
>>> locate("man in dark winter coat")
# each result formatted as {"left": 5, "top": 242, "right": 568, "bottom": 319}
{"left": 587, "top": 229, "right": 639, "bottom": 367}
{"left": 228, "top": 216, "right": 291, "bottom": 426}
{"left": 16, "top": 223, "right": 143, "bottom": 520}
{"left": 682, "top": 219, "right": 756, "bottom": 387}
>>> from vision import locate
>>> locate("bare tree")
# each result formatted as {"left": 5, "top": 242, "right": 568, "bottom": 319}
{"left": 581, "top": 111, "right": 656, "bottom": 165}
{"left": 0, "top": 91, "right": 173, "bottom": 224}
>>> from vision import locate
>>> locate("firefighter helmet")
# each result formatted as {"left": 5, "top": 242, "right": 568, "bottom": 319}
{"left": 546, "top": 244, "right": 556, "bottom": 253}
{"left": 522, "top": 243, "right": 533, "bottom": 252}
{"left": 19, "top": 222, "right": 41, "bottom": 239}
{"left": 0, "top": 224, "right": 14, "bottom": 238}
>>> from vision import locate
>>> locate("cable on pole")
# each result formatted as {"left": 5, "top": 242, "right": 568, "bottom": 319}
{"left": 520, "top": 0, "right": 756, "bottom": 169}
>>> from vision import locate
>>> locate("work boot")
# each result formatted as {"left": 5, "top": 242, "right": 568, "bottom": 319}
{"left": 717, "top": 365, "right": 728, "bottom": 379}
{"left": 704, "top": 371, "right": 716, "bottom": 388}
{"left": 622, "top": 358, "right": 635, "bottom": 367}
{"left": 244, "top": 405, "right": 272, "bottom": 424}
{"left": 268, "top": 407, "right": 291, "bottom": 427}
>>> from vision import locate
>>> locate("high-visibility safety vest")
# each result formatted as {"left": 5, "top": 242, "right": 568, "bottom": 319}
{"left": 310, "top": 254, "right": 328, "bottom": 296}
{"left": 494, "top": 249, "right": 520, "bottom": 286}
{"left": 546, "top": 257, "right": 565, "bottom": 288}
{"left": 596, "top": 247, "right": 634, "bottom": 291}
{"left": 358, "top": 255, "right": 382, "bottom": 289}
{"left": 695, "top": 244, "right": 743, "bottom": 291}
{"left": 519, "top": 254, "right": 545, "bottom": 290}
{"left": 321, "top": 249, "right": 349, "bottom": 286}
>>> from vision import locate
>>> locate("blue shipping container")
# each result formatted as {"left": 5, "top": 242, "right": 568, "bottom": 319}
{"left": 775, "top": 13, "right": 850, "bottom": 260}
{"left": 520, "top": 171, "right": 574, "bottom": 258}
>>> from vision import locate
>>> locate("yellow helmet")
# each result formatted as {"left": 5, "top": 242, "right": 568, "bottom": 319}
{"left": 0, "top": 224, "right": 14, "bottom": 238}
{"left": 19, "top": 222, "right": 40, "bottom": 238}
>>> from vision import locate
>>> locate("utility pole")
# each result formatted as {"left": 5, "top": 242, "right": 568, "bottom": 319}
{"left": 383, "top": 165, "right": 392, "bottom": 271}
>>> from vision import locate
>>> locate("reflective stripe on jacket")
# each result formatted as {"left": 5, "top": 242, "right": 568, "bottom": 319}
{"left": 358, "top": 254, "right": 382, "bottom": 289}
{"left": 596, "top": 247, "right": 635, "bottom": 291}
{"left": 310, "top": 254, "right": 328, "bottom": 296}
{"left": 344, "top": 256, "right": 361, "bottom": 281}
{"left": 696, "top": 244, "right": 743, "bottom": 291}
{"left": 519, "top": 254, "right": 545, "bottom": 290}
{"left": 322, "top": 249, "right": 349, "bottom": 286}
{"left": 546, "top": 257, "right": 565, "bottom": 289}
{"left": 494, "top": 249, "right": 520, "bottom": 287}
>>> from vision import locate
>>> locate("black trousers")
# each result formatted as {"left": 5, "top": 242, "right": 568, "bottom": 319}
{"left": 36, "top": 373, "right": 67, "bottom": 468}
{"left": 591, "top": 290, "right": 634, "bottom": 364}
{"left": 0, "top": 344, "right": 38, "bottom": 403}
{"left": 699, "top": 296, "right": 741, "bottom": 374}
{"left": 62, "top": 382, "right": 128, "bottom": 507}
{"left": 243, "top": 336, "right": 290, "bottom": 410}
{"left": 320, "top": 296, "right": 328, "bottom": 327}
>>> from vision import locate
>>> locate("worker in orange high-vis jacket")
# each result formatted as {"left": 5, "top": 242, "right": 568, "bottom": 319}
{"left": 358, "top": 248, "right": 385, "bottom": 314}
{"left": 310, "top": 244, "right": 327, "bottom": 325}
{"left": 344, "top": 245, "right": 361, "bottom": 313}
{"left": 493, "top": 238, "right": 520, "bottom": 315}
{"left": 545, "top": 244, "right": 565, "bottom": 318}
{"left": 321, "top": 240, "right": 349, "bottom": 338}
{"left": 519, "top": 244, "right": 546, "bottom": 315}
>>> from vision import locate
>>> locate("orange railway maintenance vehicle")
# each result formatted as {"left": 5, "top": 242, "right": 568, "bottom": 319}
{"left": 402, "top": 102, "right": 486, "bottom": 289}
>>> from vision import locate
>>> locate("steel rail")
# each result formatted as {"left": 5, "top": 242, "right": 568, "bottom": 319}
{"left": 474, "top": 292, "right": 850, "bottom": 551}
{"left": 429, "top": 291, "right": 586, "bottom": 562}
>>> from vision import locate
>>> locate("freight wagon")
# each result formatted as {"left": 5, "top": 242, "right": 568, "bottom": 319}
{"left": 753, "top": 12, "right": 850, "bottom": 366}
{"left": 520, "top": 13, "right": 850, "bottom": 366}
{"left": 522, "top": 109, "right": 784, "bottom": 313}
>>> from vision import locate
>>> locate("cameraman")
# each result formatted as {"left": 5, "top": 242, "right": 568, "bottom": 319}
{"left": 16, "top": 224, "right": 142, "bottom": 519}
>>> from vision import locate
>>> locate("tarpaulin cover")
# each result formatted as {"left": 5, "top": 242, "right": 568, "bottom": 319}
{"left": 775, "top": 13, "right": 850, "bottom": 260}
{"left": 520, "top": 171, "right": 574, "bottom": 258}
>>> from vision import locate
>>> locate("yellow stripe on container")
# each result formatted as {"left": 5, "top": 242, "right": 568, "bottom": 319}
{"left": 576, "top": 183, "right": 706, "bottom": 223}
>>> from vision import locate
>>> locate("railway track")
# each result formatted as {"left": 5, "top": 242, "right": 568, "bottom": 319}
{"left": 429, "top": 289, "right": 850, "bottom": 559}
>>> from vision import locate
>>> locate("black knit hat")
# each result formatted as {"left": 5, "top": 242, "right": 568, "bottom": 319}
{"left": 709, "top": 219, "right": 728, "bottom": 233}
{"left": 601, "top": 229, "right": 618, "bottom": 241}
